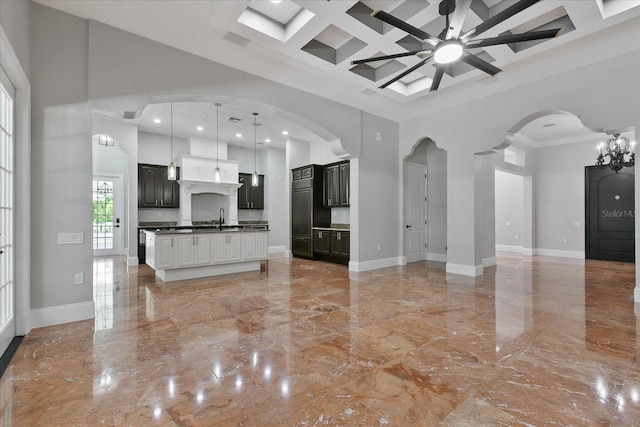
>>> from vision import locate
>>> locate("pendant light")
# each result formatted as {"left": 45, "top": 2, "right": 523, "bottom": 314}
{"left": 167, "top": 102, "right": 177, "bottom": 181}
{"left": 252, "top": 112, "right": 259, "bottom": 186}
{"left": 214, "top": 103, "right": 221, "bottom": 183}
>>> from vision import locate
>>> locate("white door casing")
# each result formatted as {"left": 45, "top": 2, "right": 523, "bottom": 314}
{"left": 405, "top": 162, "right": 426, "bottom": 263}
{"left": 0, "top": 65, "right": 15, "bottom": 356}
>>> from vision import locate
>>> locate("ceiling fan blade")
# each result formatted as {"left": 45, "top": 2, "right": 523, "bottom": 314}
{"left": 430, "top": 67, "right": 445, "bottom": 92}
{"left": 462, "top": 0, "right": 542, "bottom": 41}
{"left": 460, "top": 53, "right": 501, "bottom": 75}
{"left": 351, "top": 50, "right": 432, "bottom": 65}
{"left": 466, "top": 28, "right": 561, "bottom": 48}
{"left": 379, "top": 56, "right": 431, "bottom": 89}
{"left": 371, "top": 10, "right": 440, "bottom": 46}
{"left": 446, "top": 0, "right": 472, "bottom": 39}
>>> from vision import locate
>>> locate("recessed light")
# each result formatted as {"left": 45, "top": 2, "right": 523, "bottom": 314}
{"left": 265, "top": 139, "right": 271, "bottom": 143}
{"left": 271, "top": 0, "right": 282, "bottom": 3}
{"left": 542, "top": 123, "right": 556, "bottom": 128}
{"left": 196, "top": 126, "right": 204, "bottom": 131}
{"left": 236, "top": 133, "right": 242, "bottom": 138}
{"left": 153, "top": 118, "right": 161, "bottom": 124}
{"left": 282, "top": 131, "right": 289, "bottom": 135}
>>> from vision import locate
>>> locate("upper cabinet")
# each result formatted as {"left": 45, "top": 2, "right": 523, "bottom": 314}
{"left": 238, "top": 173, "right": 264, "bottom": 209}
{"left": 323, "top": 161, "right": 350, "bottom": 207}
{"left": 138, "top": 163, "right": 180, "bottom": 208}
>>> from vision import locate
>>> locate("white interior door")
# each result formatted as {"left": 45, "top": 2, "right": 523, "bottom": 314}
{"left": 405, "top": 162, "right": 426, "bottom": 263}
{"left": 93, "top": 176, "right": 122, "bottom": 256}
{"left": 0, "top": 66, "right": 16, "bottom": 357}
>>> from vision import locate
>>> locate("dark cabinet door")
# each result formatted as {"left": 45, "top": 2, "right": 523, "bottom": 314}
{"left": 331, "top": 231, "right": 350, "bottom": 258}
{"left": 238, "top": 173, "right": 264, "bottom": 209}
{"left": 339, "top": 163, "right": 350, "bottom": 207}
{"left": 139, "top": 165, "right": 160, "bottom": 208}
{"left": 313, "top": 230, "right": 331, "bottom": 255}
{"left": 238, "top": 174, "right": 250, "bottom": 209}
{"left": 138, "top": 164, "right": 180, "bottom": 208}
{"left": 251, "top": 175, "right": 265, "bottom": 209}
{"left": 160, "top": 167, "right": 180, "bottom": 208}
{"left": 292, "top": 189, "right": 311, "bottom": 236}
{"left": 323, "top": 165, "right": 340, "bottom": 207}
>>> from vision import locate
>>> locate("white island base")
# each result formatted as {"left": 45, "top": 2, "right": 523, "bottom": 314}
{"left": 155, "top": 260, "right": 264, "bottom": 282}
{"left": 145, "top": 229, "right": 268, "bottom": 282}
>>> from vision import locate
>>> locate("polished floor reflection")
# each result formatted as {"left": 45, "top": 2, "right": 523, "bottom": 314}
{"left": 1, "top": 255, "right": 639, "bottom": 425}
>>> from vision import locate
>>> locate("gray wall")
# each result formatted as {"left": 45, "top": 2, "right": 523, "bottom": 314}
{"left": 532, "top": 140, "right": 597, "bottom": 253}
{"left": 264, "top": 147, "right": 287, "bottom": 249}
{"left": 495, "top": 170, "right": 524, "bottom": 248}
{"left": 357, "top": 112, "right": 400, "bottom": 262}
{"left": 0, "top": 0, "right": 30, "bottom": 79}
{"left": 30, "top": 3, "right": 92, "bottom": 309}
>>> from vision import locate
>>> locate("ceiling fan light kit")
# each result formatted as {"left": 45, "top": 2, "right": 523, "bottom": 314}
{"left": 352, "top": 0, "right": 561, "bottom": 93}
{"left": 433, "top": 40, "right": 463, "bottom": 64}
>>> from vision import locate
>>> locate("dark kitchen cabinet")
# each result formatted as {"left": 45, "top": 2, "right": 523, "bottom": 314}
{"left": 330, "top": 231, "right": 350, "bottom": 258}
{"left": 291, "top": 165, "right": 330, "bottom": 259}
{"left": 238, "top": 173, "right": 264, "bottom": 209}
{"left": 138, "top": 164, "right": 180, "bottom": 208}
{"left": 323, "top": 161, "right": 350, "bottom": 207}
{"left": 313, "top": 229, "right": 331, "bottom": 255}
{"left": 313, "top": 229, "right": 350, "bottom": 265}
{"left": 339, "top": 162, "right": 350, "bottom": 207}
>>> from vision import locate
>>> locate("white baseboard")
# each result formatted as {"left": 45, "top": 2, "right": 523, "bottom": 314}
{"left": 446, "top": 263, "right": 483, "bottom": 277}
{"left": 127, "top": 256, "right": 139, "bottom": 266}
{"left": 268, "top": 245, "right": 287, "bottom": 254}
{"left": 157, "top": 261, "right": 262, "bottom": 282}
{"left": 635, "top": 286, "right": 640, "bottom": 303}
{"left": 30, "top": 301, "right": 95, "bottom": 329}
{"left": 495, "top": 244, "right": 523, "bottom": 253}
{"left": 427, "top": 252, "right": 447, "bottom": 262}
{"left": 534, "top": 248, "right": 585, "bottom": 259}
{"left": 285, "top": 250, "right": 292, "bottom": 258}
{"left": 349, "top": 256, "right": 402, "bottom": 272}
{"left": 522, "top": 248, "right": 534, "bottom": 256}
{"left": 483, "top": 257, "right": 497, "bottom": 267}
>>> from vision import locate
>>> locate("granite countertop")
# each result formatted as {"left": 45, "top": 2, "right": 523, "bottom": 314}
{"left": 144, "top": 227, "right": 268, "bottom": 235}
{"left": 139, "top": 221, "right": 268, "bottom": 229}
{"left": 313, "top": 224, "right": 350, "bottom": 231}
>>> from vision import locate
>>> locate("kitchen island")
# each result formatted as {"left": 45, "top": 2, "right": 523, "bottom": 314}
{"left": 144, "top": 228, "right": 268, "bottom": 282}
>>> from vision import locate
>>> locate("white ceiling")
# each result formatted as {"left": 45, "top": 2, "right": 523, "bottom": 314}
{"left": 37, "top": 0, "right": 640, "bottom": 145}
{"left": 127, "top": 102, "right": 320, "bottom": 150}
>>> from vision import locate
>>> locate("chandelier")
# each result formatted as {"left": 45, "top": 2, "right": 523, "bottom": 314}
{"left": 595, "top": 133, "right": 635, "bottom": 173}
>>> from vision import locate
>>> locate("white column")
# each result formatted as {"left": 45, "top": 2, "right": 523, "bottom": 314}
{"left": 178, "top": 183, "right": 192, "bottom": 226}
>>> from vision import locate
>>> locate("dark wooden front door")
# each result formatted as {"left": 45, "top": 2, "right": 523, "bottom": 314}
{"left": 585, "top": 166, "right": 635, "bottom": 262}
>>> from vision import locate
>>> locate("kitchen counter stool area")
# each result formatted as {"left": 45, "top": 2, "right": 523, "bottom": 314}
{"left": 144, "top": 229, "right": 268, "bottom": 282}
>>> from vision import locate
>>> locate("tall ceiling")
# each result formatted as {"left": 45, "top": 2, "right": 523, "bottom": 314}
{"left": 37, "top": 0, "right": 640, "bottom": 145}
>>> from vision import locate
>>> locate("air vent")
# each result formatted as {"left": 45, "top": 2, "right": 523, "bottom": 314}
{"left": 228, "top": 117, "right": 242, "bottom": 123}
{"left": 223, "top": 31, "right": 251, "bottom": 47}
{"left": 123, "top": 111, "right": 140, "bottom": 119}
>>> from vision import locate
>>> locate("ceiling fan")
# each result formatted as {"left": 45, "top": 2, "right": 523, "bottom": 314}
{"left": 352, "top": 0, "right": 562, "bottom": 92}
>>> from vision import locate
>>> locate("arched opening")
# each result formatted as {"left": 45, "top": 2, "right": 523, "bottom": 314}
{"left": 495, "top": 110, "right": 635, "bottom": 262}
{"left": 403, "top": 138, "right": 447, "bottom": 264}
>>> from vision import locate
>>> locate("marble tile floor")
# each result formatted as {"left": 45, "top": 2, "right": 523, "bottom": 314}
{"left": 1, "top": 255, "right": 639, "bottom": 426}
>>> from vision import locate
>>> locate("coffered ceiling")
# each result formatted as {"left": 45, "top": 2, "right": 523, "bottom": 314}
{"left": 37, "top": 0, "right": 640, "bottom": 144}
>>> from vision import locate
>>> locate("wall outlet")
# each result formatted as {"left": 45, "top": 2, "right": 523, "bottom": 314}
{"left": 514, "top": 234, "right": 519, "bottom": 240}
{"left": 562, "top": 237, "right": 568, "bottom": 244}
{"left": 75, "top": 273, "right": 84, "bottom": 285}
{"left": 377, "top": 244, "right": 381, "bottom": 250}
{"left": 506, "top": 220, "right": 512, "bottom": 226}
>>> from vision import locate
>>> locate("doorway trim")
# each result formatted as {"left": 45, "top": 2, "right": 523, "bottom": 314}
{"left": 0, "top": 26, "right": 31, "bottom": 336}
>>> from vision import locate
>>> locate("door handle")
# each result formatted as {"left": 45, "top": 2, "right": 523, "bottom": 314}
{"left": 114, "top": 225, "right": 120, "bottom": 228}
{"left": 406, "top": 225, "right": 412, "bottom": 228}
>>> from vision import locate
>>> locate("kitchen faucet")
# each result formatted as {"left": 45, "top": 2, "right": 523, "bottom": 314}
{"left": 219, "top": 207, "right": 225, "bottom": 229}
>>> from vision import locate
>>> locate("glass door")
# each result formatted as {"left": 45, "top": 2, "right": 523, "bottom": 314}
{"left": 0, "top": 66, "right": 15, "bottom": 357}
{"left": 93, "top": 176, "right": 122, "bottom": 256}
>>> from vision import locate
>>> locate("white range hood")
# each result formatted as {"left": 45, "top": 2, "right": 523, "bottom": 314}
{"left": 176, "top": 155, "right": 242, "bottom": 226}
